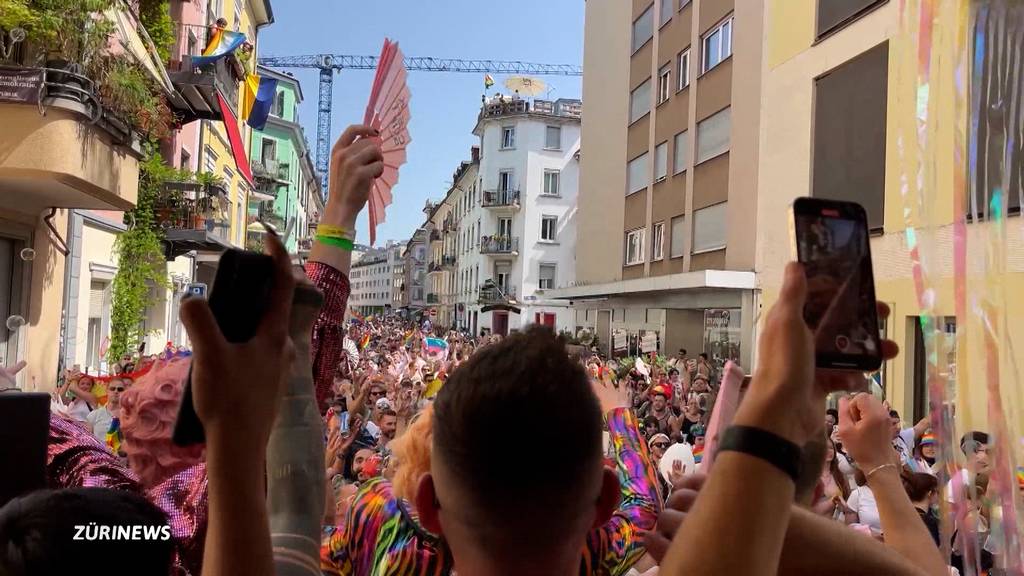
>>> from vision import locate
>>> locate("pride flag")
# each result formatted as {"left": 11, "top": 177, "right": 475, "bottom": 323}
{"left": 359, "top": 333, "right": 371, "bottom": 350}
{"left": 106, "top": 417, "right": 122, "bottom": 454}
{"left": 692, "top": 444, "right": 705, "bottom": 464}
{"left": 193, "top": 29, "right": 247, "bottom": 67}
{"left": 247, "top": 75, "right": 279, "bottom": 130}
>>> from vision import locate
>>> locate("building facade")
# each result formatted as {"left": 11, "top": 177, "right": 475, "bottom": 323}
{"left": 247, "top": 65, "right": 320, "bottom": 253}
{"left": 557, "top": 0, "right": 763, "bottom": 369}
{"left": 349, "top": 241, "right": 406, "bottom": 317}
{"left": 400, "top": 228, "right": 429, "bottom": 313}
{"left": 756, "top": 0, "right": 1020, "bottom": 431}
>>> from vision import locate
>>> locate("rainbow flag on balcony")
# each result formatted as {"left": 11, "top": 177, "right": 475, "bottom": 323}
{"left": 193, "top": 28, "right": 247, "bottom": 67}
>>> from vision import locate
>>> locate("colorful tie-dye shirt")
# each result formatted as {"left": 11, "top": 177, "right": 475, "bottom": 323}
{"left": 321, "top": 408, "right": 660, "bottom": 576}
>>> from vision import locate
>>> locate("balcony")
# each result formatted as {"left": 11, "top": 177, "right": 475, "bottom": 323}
{"left": 480, "top": 97, "right": 582, "bottom": 120}
{"left": 166, "top": 23, "right": 245, "bottom": 124}
{"left": 157, "top": 182, "right": 233, "bottom": 260}
{"left": 480, "top": 236, "right": 519, "bottom": 256}
{"left": 479, "top": 284, "right": 518, "bottom": 305}
{"left": 426, "top": 293, "right": 440, "bottom": 304}
{"left": 428, "top": 263, "right": 443, "bottom": 274}
{"left": 482, "top": 189, "right": 521, "bottom": 210}
{"left": 0, "top": 66, "right": 144, "bottom": 217}
{"left": 253, "top": 159, "right": 290, "bottom": 186}
{"left": 441, "top": 255, "right": 457, "bottom": 269}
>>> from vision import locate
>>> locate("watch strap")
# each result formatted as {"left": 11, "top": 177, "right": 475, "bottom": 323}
{"left": 718, "top": 425, "right": 802, "bottom": 482}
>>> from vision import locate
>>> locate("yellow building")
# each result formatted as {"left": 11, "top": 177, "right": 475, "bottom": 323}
{"left": 757, "top": 0, "right": 1022, "bottom": 435}
{"left": 199, "top": 0, "right": 275, "bottom": 252}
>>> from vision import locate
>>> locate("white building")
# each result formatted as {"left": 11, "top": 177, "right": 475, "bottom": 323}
{"left": 458, "top": 97, "right": 582, "bottom": 336}
{"left": 349, "top": 241, "right": 405, "bottom": 316}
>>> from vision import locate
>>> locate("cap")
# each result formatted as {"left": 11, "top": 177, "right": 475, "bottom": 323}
{"left": 919, "top": 431, "right": 936, "bottom": 446}
{"left": 375, "top": 397, "right": 393, "bottom": 411}
{"left": 648, "top": 433, "right": 671, "bottom": 448}
{"left": 649, "top": 384, "right": 672, "bottom": 400}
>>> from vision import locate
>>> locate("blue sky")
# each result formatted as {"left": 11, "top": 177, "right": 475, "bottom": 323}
{"left": 259, "top": 0, "right": 584, "bottom": 245}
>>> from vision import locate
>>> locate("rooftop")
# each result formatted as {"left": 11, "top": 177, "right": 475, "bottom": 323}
{"left": 479, "top": 96, "right": 582, "bottom": 121}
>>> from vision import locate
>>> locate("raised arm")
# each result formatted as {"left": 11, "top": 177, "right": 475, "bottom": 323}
{"left": 838, "top": 394, "right": 948, "bottom": 576}
{"left": 306, "top": 125, "right": 383, "bottom": 414}
{"left": 581, "top": 408, "right": 661, "bottom": 575}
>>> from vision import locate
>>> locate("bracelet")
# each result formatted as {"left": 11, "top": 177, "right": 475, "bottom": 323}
{"left": 317, "top": 224, "right": 355, "bottom": 240}
{"left": 316, "top": 235, "right": 355, "bottom": 251}
{"left": 865, "top": 462, "right": 897, "bottom": 480}
{"left": 718, "top": 425, "right": 802, "bottom": 482}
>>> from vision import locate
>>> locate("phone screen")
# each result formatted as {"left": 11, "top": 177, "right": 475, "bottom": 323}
{"left": 793, "top": 198, "right": 881, "bottom": 371}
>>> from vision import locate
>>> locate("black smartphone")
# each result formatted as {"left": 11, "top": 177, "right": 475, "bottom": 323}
{"left": 0, "top": 393, "right": 50, "bottom": 507}
{"left": 792, "top": 197, "right": 882, "bottom": 371}
{"left": 172, "top": 249, "right": 275, "bottom": 446}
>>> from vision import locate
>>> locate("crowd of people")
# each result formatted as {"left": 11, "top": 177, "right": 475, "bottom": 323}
{"left": 0, "top": 123, "right": 1019, "bottom": 576}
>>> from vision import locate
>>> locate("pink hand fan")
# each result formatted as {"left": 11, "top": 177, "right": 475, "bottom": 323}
{"left": 362, "top": 39, "right": 411, "bottom": 245}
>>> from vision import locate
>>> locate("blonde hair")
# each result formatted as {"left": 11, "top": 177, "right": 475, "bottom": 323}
{"left": 390, "top": 405, "right": 434, "bottom": 501}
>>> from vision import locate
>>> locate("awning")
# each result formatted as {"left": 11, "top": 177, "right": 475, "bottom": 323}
{"left": 217, "top": 93, "right": 254, "bottom": 185}
{"left": 481, "top": 304, "right": 522, "bottom": 314}
{"left": 107, "top": 5, "right": 175, "bottom": 96}
{"left": 546, "top": 270, "right": 758, "bottom": 300}
{"left": 250, "top": 189, "right": 275, "bottom": 203}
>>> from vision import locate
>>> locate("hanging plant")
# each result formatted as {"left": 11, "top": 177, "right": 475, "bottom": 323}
{"left": 109, "top": 146, "right": 178, "bottom": 361}
{"left": 135, "top": 0, "right": 173, "bottom": 63}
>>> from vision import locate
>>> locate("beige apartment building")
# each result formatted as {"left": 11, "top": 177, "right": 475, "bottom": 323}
{"left": 559, "top": 0, "right": 763, "bottom": 370}
{"left": 756, "top": 0, "right": 1020, "bottom": 431}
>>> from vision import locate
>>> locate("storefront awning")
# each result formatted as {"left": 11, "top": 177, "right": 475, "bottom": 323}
{"left": 481, "top": 304, "right": 521, "bottom": 314}
{"left": 547, "top": 270, "right": 757, "bottom": 300}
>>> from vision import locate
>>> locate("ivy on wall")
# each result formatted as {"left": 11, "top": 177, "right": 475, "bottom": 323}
{"left": 108, "top": 147, "right": 178, "bottom": 361}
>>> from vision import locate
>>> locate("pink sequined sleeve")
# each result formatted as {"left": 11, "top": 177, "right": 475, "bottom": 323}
{"left": 47, "top": 414, "right": 140, "bottom": 493}
{"left": 305, "top": 261, "right": 351, "bottom": 415}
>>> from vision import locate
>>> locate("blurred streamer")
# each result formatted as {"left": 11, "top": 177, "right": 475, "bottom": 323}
{"left": 895, "top": 0, "right": 1024, "bottom": 572}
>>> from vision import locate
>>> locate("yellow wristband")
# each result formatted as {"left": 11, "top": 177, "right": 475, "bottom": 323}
{"left": 317, "top": 224, "right": 354, "bottom": 240}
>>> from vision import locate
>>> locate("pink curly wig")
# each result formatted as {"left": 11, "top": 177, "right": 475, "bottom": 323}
{"left": 119, "top": 356, "right": 204, "bottom": 487}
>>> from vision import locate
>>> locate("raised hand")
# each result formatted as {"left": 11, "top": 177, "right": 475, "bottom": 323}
{"left": 837, "top": 393, "right": 896, "bottom": 471}
{"left": 643, "top": 473, "right": 708, "bottom": 562}
{"left": 0, "top": 360, "right": 26, "bottom": 389}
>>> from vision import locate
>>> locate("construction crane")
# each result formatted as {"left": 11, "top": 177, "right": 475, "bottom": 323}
{"left": 257, "top": 54, "right": 583, "bottom": 193}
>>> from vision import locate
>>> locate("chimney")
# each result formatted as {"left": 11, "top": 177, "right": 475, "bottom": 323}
{"left": 471, "top": 146, "right": 481, "bottom": 163}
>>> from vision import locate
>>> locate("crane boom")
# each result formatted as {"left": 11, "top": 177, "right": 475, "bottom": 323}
{"left": 256, "top": 54, "right": 582, "bottom": 194}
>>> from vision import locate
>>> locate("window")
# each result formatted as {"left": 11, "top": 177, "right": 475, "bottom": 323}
{"left": 660, "top": 0, "right": 674, "bottom": 25}
{"left": 674, "top": 131, "right": 689, "bottom": 173}
{"left": 652, "top": 222, "right": 665, "bottom": 260}
{"left": 702, "top": 17, "right": 733, "bottom": 73}
{"left": 501, "top": 126, "right": 516, "bottom": 149}
{"left": 499, "top": 170, "right": 514, "bottom": 192}
{"left": 693, "top": 202, "right": 727, "bottom": 252}
{"left": 627, "top": 152, "right": 650, "bottom": 194}
{"left": 232, "top": 2, "right": 241, "bottom": 30}
{"left": 632, "top": 5, "right": 654, "bottom": 52}
{"left": 204, "top": 146, "right": 217, "bottom": 174}
{"left": 679, "top": 0, "right": 692, "bottom": 9}
{"left": 670, "top": 215, "right": 686, "bottom": 258}
{"left": 539, "top": 264, "right": 556, "bottom": 290}
{"left": 261, "top": 138, "right": 277, "bottom": 165}
{"left": 180, "top": 149, "right": 191, "bottom": 170}
{"left": 545, "top": 126, "right": 561, "bottom": 150}
{"left": 630, "top": 79, "right": 651, "bottom": 122}
{"left": 813, "top": 42, "right": 888, "bottom": 230}
{"left": 657, "top": 64, "right": 671, "bottom": 104}
{"left": 543, "top": 170, "right": 560, "bottom": 196}
{"left": 817, "top": 0, "right": 887, "bottom": 39}
{"left": 696, "top": 107, "right": 731, "bottom": 163}
{"left": 677, "top": 49, "right": 691, "bottom": 89}
{"left": 541, "top": 216, "right": 557, "bottom": 242}
{"left": 273, "top": 91, "right": 285, "bottom": 118}
{"left": 654, "top": 142, "right": 668, "bottom": 182}
{"left": 625, "top": 229, "right": 645, "bottom": 265}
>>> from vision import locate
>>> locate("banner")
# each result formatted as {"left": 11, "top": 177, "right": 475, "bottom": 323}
{"left": 0, "top": 67, "right": 42, "bottom": 104}
{"left": 640, "top": 331, "right": 658, "bottom": 354}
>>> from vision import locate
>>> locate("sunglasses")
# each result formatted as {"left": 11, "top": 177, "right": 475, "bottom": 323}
{"left": 109, "top": 387, "right": 126, "bottom": 392}
{"left": 652, "top": 442, "right": 670, "bottom": 449}
{"left": 369, "top": 391, "right": 386, "bottom": 397}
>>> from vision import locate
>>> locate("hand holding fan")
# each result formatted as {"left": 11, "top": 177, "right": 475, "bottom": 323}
{"left": 363, "top": 39, "right": 411, "bottom": 245}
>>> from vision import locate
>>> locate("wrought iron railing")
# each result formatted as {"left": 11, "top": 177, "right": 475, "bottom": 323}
{"left": 480, "top": 236, "right": 519, "bottom": 254}
{"left": 482, "top": 189, "right": 520, "bottom": 208}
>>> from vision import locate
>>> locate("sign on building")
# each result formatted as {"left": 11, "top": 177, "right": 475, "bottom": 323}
{"left": 0, "top": 67, "right": 43, "bottom": 104}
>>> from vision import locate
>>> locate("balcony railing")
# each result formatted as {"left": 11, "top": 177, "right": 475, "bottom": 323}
{"left": 253, "top": 159, "right": 290, "bottom": 184}
{"left": 428, "top": 263, "right": 443, "bottom": 273}
{"left": 441, "top": 255, "right": 457, "bottom": 268}
{"left": 426, "top": 293, "right": 440, "bottom": 304}
{"left": 480, "top": 97, "right": 582, "bottom": 120}
{"left": 429, "top": 230, "right": 442, "bottom": 242}
{"left": 157, "top": 182, "right": 233, "bottom": 259}
{"left": 482, "top": 189, "right": 520, "bottom": 208}
{"left": 166, "top": 23, "right": 246, "bottom": 124}
{"left": 479, "top": 285, "right": 517, "bottom": 305}
{"left": 480, "top": 236, "right": 519, "bottom": 255}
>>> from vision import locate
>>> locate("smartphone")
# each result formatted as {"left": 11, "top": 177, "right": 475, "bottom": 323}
{"left": 0, "top": 393, "right": 50, "bottom": 507}
{"left": 185, "top": 283, "right": 208, "bottom": 299}
{"left": 172, "top": 250, "right": 275, "bottom": 446}
{"left": 792, "top": 197, "right": 882, "bottom": 371}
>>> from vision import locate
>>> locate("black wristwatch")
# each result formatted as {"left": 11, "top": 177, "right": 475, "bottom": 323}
{"left": 718, "top": 425, "right": 802, "bottom": 482}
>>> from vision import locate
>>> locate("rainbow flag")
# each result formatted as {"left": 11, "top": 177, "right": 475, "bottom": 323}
{"left": 359, "top": 333, "right": 371, "bottom": 350}
{"left": 692, "top": 445, "right": 704, "bottom": 464}
{"left": 193, "top": 29, "right": 246, "bottom": 67}
{"left": 106, "top": 417, "right": 122, "bottom": 454}
{"left": 1017, "top": 466, "right": 1024, "bottom": 491}
{"left": 484, "top": 74, "right": 495, "bottom": 89}
{"left": 402, "top": 330, "right": 415, "bottom": 347}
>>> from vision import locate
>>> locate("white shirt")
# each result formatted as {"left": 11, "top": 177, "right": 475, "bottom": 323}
{"left": 67, "top": 398, "right": 91, "bottom": 423}
{"left": 86, "top": 406, "right": 114, "bottom": 441}
{"left": 892, "top": 427, "right": 916, "bottom": 465}
{"left": 364, "top": 420, "right": 381, "bottom": 440}
{"left": 847, "top": 485, "right": 882, "bottom": 534}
